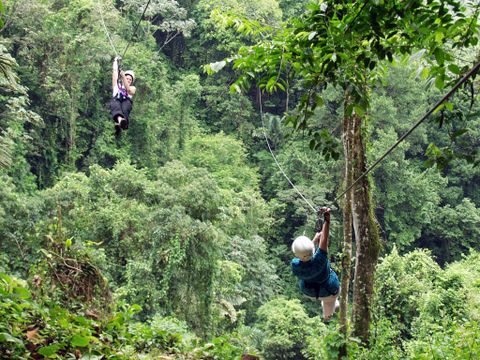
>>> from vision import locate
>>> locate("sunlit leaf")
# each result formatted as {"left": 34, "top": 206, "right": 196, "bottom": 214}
{"left": 14, "top": 286, "right": 31, "bottom": 299}
{"left": 435, "top": 31, "right": 444, "bottom": 44}
{"left": 432, "top": 103, "right": 444, "bottom": 115}
{"left": 38, "top": 343, "right": 63, "bottom": 356}
{"left": 435, "top": 75, "right": 444, "bottom": 89}
{"left": 354, "top": 105, "right": 365, "bottom": 117}
{"left": 230, "top": 83, "right": 242, "bottom": 94}
{"left": 209, "top": 60, "right": 227, "bottom": 73}
{"left": 421, "top": 67, "right": 430, "bottom": 80}
{"left": 71, "top": 334, "right": 90, "bottom": 347}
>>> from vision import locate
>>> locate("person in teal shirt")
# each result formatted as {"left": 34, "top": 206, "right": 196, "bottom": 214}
{"left": 291, "top": 207, "right": 340, "bottom": 321}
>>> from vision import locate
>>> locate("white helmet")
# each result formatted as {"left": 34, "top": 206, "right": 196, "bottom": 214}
{"left": 124, "top": 70, "right": 135, "bottom": 83}
{"left": 292, "top": 236, "right": 314, "bottom": 261}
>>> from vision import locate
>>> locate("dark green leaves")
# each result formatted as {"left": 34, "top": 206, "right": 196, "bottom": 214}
{"left": 450, "top": 128, "right": 468, "bottom": 140}
{"left": 0, "top": 332, "right": 24, "bottom": 346}
{"left": 309, "top": 129, "right": 340, "bottom": 161}
{"left": 424, "top": 143, "right": 454, "bottom": 170}
{"left": 434, "top": 47, "right": 446, "bottom": 65}
{"left": 448, "top": 64, "right": 460, "bottom": 75}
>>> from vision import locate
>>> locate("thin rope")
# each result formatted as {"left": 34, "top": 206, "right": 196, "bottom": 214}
{"left": 97, "top": 2, "right": 119, "bottom": 56}
{"left": 334, "top": 60, "right": 480, "bottom": 202}
{"left": 259, "top": 89, "right": 318, "bottom": 213}
{"left": 121, "top": 0, "right": 153, "bottom": 58}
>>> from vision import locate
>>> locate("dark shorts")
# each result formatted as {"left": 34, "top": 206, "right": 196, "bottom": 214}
{"left": 301, "top": 268, "right": 340, "bottom": 298}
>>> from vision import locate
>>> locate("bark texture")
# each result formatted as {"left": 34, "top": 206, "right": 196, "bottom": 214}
{"left": 350, "top": 113, "right": 380, "bottom": 343}
{"left": 338, "top": 105, "right": 354, "bottom": 359}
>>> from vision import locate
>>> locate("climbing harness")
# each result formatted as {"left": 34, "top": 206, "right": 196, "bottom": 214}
{"left": 259, "top": 60, "right": 480, "bottom": 217}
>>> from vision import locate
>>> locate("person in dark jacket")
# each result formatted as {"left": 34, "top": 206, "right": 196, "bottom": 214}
{"left": 291, "top": 207, "right": 340, "bottom": 321}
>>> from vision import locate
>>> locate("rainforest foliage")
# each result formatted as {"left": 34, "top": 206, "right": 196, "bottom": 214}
{"left": 0, "top": 0, "right": 479, "bottom": 359}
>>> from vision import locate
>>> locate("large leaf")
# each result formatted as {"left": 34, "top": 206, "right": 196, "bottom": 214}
{"left": 38, "top": 343, "right": 63, "bottom": 356}
{"left": 0, "top": 332, "right": 24, "bottom": 346}
{"left": 209, "top": 60, "right": 227, "bottom": 73}
{"left": 71, "top": 334, "right": 90, "bottom": 347}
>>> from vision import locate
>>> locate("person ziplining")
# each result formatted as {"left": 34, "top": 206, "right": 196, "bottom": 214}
{"left": 258, "top": 60, "right": 480, "bottom": 323}
{"left": 97, "top": 0, "right": 152, "bottom": 134}
{"left": 291, "top": 207, "right": 340, "bottom": 322}
{"left": 110, "top": 56, "right": 136, "bottom": 134}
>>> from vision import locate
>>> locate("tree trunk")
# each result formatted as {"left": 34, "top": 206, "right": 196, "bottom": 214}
{"left": 350, "top": 112, "right": 380, "bottom": 343}
{"left": 68, "top": 96, "right": 77, "bottom": 166}
{"left": 178, "top": 106, "right": 185, "bottom": 151}
{"left": 338, "top": 103, "right": 354, "bottom": 359}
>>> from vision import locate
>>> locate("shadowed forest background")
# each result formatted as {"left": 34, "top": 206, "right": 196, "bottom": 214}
{"left": 0, "top": 0, "right": 479, "bottom": 359}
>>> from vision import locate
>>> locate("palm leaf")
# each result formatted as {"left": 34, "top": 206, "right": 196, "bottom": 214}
{"left": 0, "top": 44, "right": 18, "bottom": 88}
{"left": 0, "top": 136, "right": 12, "bottom": 169}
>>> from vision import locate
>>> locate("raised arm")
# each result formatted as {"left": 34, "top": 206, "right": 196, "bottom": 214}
{"left": 312, "top": 231, "right": 322, "bottom": 248}
{"left": 112, "top": 57, "right": 119, "bottom": 92}
{"left": 319, "top": 208, "right": 331, "bottom": 252}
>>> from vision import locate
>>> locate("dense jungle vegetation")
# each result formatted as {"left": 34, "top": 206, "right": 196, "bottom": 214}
{"left": 0, "top": 0, "right": 479, "bottom": 359}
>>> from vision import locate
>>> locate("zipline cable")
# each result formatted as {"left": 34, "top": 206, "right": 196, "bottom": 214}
{"left": 121, "top": 0, "right": 152, "bottom": 58}
{"left": 259, "top": 89, "right": 318, "bottom": 213}
{"left": 97, "top": 0, "right": 152, "bottom": 59}
{"left": 334, "top": 60, "right": 480, "bottom": 202}
{"left": 97, "top": 2, "right": 119, "bottom": 56}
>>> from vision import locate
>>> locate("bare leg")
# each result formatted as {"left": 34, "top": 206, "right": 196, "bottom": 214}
{"left": 321, "top": 294, "right": 340, "bottom": 321}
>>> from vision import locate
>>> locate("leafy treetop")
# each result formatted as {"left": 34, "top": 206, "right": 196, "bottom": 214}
{"left": 225, "top": 0, "right": 479, "bottom": 129}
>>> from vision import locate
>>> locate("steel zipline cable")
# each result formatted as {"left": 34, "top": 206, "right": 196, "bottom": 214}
{"left": 259, "top": 60, "right": 480, "bottom": 214}
{"left": 97, "top": 0, "right": 152, "bottom": 59}
{"left": 121, "top": 0, "right": 152, "bottom": 58}
{"left": 98, "top": 2, "right": 119, "bottom": 56}
{"left": 259, "top": 89, "right": 318, "bottom": 213}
